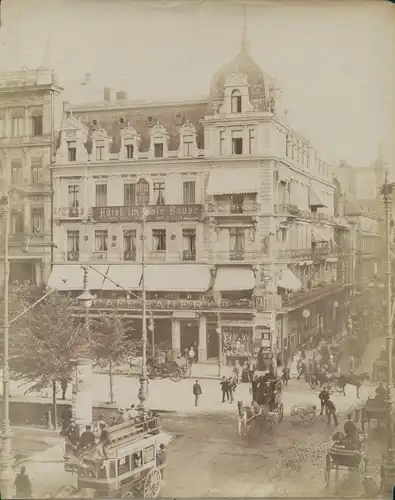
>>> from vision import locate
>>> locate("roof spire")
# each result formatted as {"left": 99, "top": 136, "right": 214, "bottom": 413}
{"left": 240, "top": 3, "right": 249, "bottom": 53}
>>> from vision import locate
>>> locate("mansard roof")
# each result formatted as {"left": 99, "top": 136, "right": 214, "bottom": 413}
{"left": 64, "top": 100, "right": 209, "bottom": 155}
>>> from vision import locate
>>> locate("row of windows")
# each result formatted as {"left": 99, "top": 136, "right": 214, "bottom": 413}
{"left": 10, "top": 207, "right": 44, "bottom": 235}
{"left": 66, "top": 228, "right": 197, "bottom": 260}
{"left": 67, "top": 136, "right": 195, "bottom": 162}
{"left": 0, "top": 114, "right": 43, "bottom": 138}
{"left": 219, "top": 129, "right": 255, "bottom": 155}
{"left": 285, "top": 134, "right": 330, "bottom": 176}
{"left": 68, "top": 180, "right": 196, "bottom": 208}
{"left": 0, "top": 158, "right": 44, "bottom": 185}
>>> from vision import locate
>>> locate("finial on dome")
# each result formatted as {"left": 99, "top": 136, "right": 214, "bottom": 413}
{"left": 240, "top": 3, "right": 249, "bottom": 54}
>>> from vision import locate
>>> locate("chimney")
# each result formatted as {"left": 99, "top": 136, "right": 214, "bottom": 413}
{"left": 116, "top": 91, "right": 127, "bottom": 101}
{"left": 104, "top": 87, "right": 111, "bottom": 102}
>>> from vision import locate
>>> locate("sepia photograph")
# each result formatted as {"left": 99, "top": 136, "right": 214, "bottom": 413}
{"left": 0, "top": 0, "right": 395, "bottom": 497}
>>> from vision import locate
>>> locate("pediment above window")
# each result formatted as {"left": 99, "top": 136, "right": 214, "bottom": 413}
{"left": 120, "top": 126, "right": 141, "bottom": 160}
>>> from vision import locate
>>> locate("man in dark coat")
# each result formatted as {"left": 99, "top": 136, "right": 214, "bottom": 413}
{"left": 344, "top": 414, "right": 357, "bottom": 444}
{"left": 220, "top": 376, "right": 229, "bottom": 403}
{"left": 193, "top": 380, "right": 202, "bottom": 406}
{"left": 79, "top": 425, "right": 96, "bottom": 450}
{"left": 326, "top": 398, "right": 338, "bottom": 427}
{"left": 14, "top": 466, "right": 32, "bottom": 499}
{"left": 66, "top": 419, "right": 80, "bottom": 446}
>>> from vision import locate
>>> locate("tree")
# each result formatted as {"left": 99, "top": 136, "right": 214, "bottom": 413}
{"left": 10, "top": 294, "right": 91, "bottom": 428}
{"left": 92, "top": 310, "right": 141, "bottom": 404}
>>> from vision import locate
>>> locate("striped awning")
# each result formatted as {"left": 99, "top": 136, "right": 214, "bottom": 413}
{"left": 206, "top": 168, "right": 260, "bottom": 196}
{"left": 144, "top": 265, "right": 212, "bottom": 292}
{"left": 309, "top": 187, "right": 326, "bottom": 208}
{"left": 214, "top": 266, "right": 255, "bottom": 291}
{"left": 277, "top": 268, "right": 302, "bottom": 291}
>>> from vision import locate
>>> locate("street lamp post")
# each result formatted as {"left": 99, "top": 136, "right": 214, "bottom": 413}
{"left": 138, "top": 206, "right": 148, "bottom": 409}
{"left": 380, "top": 173, "right": 395, "bottom": 493}
{"left": 216, "top": 312, "right": 222, "bottom": 377}
{"left": 0, "top": 198, "right": 13, "bottom": 499}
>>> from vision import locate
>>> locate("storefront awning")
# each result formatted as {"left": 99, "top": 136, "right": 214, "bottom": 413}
{"left": 214, "top": 267, "right": 255, "bottom": 291}
{"left": 305, "top": 260, "right": 313, "bottom": 265}
{"left": 309, "top": 187, "right": 327, "bottom": 208}
{"left": 47, "top": 265, "right": 84, "bottom": 291}
{"left": 277, "top": 268, "right": 302, "bottom": 291}
{"left": 312, "top": 228, "right": 329, "bottom": 243}
{"left": 206, "top": 168, "right": 260, "bottom": 196}
{"left": 326, "top": 257, "right": 338, "bottom": 263}
{"left": 144, "top": 265, "right": 212, "bottom": 292}
{"left": 101, "top": 265, "right": 142, "bottom": 291}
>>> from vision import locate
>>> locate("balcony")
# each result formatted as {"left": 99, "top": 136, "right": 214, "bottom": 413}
{"left": 53, "top": 207, "right": 88, "bottom": 219}
{"left": 149, "top": 251, "right": 166, "bottom": 262}
{"left": 181, "top": 250, "right": 196, "bottom": 261}
{"left": 212, "top": 250, "right": 257, "bottom": 262}
{"left": 124, "top": 250, "right": 136, "bottom": 261}
{"left": 274, "top": 204, "right": 301, "bottom": 216}
{"left": 92, "top": 251, "right": 108, "bottom": 261}
{"left": 281, "top": 281, "right": 343, "bottom": 308}
{"left": 277, "top": 249, "right": 313, "bottom": 261}
{"left": 207, "top": 203, "right": 260, "bottom": 215}
{"left": 312, "top": 245, "right": 337, "bottom": 258}
{"left": 67, "top": 250, "right": 79, "bottom": 262}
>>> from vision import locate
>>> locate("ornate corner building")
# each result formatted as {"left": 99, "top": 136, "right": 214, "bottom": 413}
{"left": 0, "top": 69, "right": 63, "bottom": 292}
{"left": 45, "top": 37, "right": 357, "bottom": 366}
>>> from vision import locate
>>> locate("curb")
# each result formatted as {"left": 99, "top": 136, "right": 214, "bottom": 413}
{"left": 94, "top": 370, "right": 222, "bottom": 380}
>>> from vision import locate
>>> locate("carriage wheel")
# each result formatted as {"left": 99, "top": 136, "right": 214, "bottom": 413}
{"left": 324, "top": 454, "right": 331, "bottom": 486}
{"left": 279, "top": 404, "right": 284, "bottom": 422}
{"left": 143, "top": 468, "right": 162, "bottom": 498}
{"left": 121, "top": 491, "right": 134, "bottom": 498}
{"left": 170, "top": 369, "right": 182, "bottom": 382}
{"left": 183, "top": 365, "right": 192, "bottom": 378}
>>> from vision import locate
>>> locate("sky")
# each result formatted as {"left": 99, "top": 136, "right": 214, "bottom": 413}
{"left": 0, "top": 0, "right": 394, "bottom": 169}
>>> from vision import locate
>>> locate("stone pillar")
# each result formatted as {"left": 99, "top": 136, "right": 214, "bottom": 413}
{"left": 198, "top": 315, "right": 207, "bottom": 362}
{"left": 171, "top": 318, "right": 181, "bottom": 356}
{"left": 24, "top": 107, "right": 29, "bottom": 138}
{"left": 71, "top": 359, "right": 93, "bottom": 430}
{"left": 34, "top": 260, "right": 42, "bottom": 285}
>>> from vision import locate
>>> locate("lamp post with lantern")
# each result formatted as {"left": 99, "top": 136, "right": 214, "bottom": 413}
{"left": 217, "top": 312, "right": 222, "bottom": 377}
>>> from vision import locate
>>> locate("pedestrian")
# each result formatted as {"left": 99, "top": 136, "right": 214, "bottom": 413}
{"left": 60, "top": 405, "right": 72, "bottom": 435}
{"left": 326, "top": 398, "right": 338, "bottom": 427}
{"left": 233, "top": 360, "right": 241, "bottom": 383}
{"left": 14, "top": 466, "right": 32, "bottom": 499}
{"left": 282, "top": 365, "right": 290, "bottom": 386}
{"left": 66, "top": 418, "right": 80, "bottom": 447}
{"left": 228, "top": 377, "right": 237, "bottom": 403}
{"left": 156, "top": 444, "right": 167, "bottom": 478}
{"left": 248, "top": 358, "right": 255, "bottom": 382}
{"left": 193, "top": 379, "right": 202, "bottom": 406}
{"left": 60, "top": 377, "right": 68, "bottom": 400}
{"left": 349, "top": 355, "right": 355, "bottom": 373}
{"left": 188, "top": 345, "right": 196, "bottom": 364}
{"left": 220, "top": 376, "right": 229, "bottom": 403}
{"left": 318, "top": 386, "right": 330, "bottom": 415}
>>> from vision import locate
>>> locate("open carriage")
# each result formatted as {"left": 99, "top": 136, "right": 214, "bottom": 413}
{"left": 63, "top": 414, "right": 167, "bottom": 498}
{"left": 324, "top": 438, "right": 367, "bottom": 487}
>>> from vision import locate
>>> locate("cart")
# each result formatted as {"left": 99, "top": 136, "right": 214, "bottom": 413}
{"left": 290, "top": 404, "right": 317, "bottom": 425}
{"left": 324, "top": 441, "right": 367, "bottom": 487}
{"left": 63, "top": 412, "right": 168, "bottom": 498}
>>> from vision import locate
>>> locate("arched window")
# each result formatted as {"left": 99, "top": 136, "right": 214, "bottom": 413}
{"left": 231, "top": 90, "right": 242, "bottom": 113}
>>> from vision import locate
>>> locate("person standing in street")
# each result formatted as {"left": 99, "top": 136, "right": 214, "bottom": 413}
{"left": 325, "top": 398, "right": 338, "bottom": 427}
{"left": 193, "top": 379, "right": 202, "bottom": 406}
{"left": 220, "top": 376, "right": 229, "bottom": 403}
{"left": 14, "top": 466, "right": 32, "bottom": 499}
{"left": 228, "top": 377, "right": 237, "bottom": 403}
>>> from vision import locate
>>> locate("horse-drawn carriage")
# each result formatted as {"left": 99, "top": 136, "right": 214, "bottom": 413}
{"left": 63, "top": 413, "right": 168, "bottom": 498}
{"left": 324, "top": 437, "right": 367, "bottom": 487}
{"left": 361, "top": 396, "right": 387, "bottom": 431}
{"left": 238, "top": 376, "right": 283, "bottom": 436}
{"left": 147, "top": 358, "right": 191, "bottom": 382}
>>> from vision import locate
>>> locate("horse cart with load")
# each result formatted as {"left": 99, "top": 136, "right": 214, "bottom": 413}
{"left": 324, "top": 437, "right": 367, "bottom": 487}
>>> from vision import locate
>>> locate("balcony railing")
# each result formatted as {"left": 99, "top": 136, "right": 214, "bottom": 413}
{"left": 274, "top": 203, "right": 301, "bottom": 216}
{"left": 149, "top": 251, "right": 166, "bottom": 261}
{"left": 313, "top": 246, "right": 336, "bottom": 257}
{"left": 277, "top": 249, "right": 313, "bottom": 261}
{"left": 53, "top": 207, "right": 87, "bottom": 219}
{"left": 207, "top": 203, "right": 260, "bottom": 215}
{"left": 213, "top": 250, "right": 257, "bottom": 262}
{"left": 182, "top": 250, "right": 196, "bottom": 261}
{"left": 124, "top": 250, "right": 136, "bottom": 261}
{"left": 92, "top": 251, "right": 108, "bottom": 261}
{"left": 67, "top": 250, "right": 79, "bottom": 261}
{"left": 281, "top": 281, "right": 343, "bottom": 307}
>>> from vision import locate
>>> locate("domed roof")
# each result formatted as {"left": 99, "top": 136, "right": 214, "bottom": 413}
{"left": 209, "top": 25, "right": 271, "bottom": 102}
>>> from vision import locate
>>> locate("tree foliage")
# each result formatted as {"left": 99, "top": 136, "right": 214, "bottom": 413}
{"left": 91, "top": 310, "right": 141, "bottom": 368}
{"left": 10, "top": 294, "right": 91, "bottom": 393}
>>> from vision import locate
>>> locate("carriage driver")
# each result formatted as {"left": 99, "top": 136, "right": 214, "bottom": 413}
{"left": 318, "top": 386, "right": 330, "bottom": 415}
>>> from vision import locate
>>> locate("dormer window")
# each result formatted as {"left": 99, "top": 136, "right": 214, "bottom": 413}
{"left": 183, "top": 136, "right": 193, "bottom": 157}
{"left": 154, "top": 143, "right": 164, "bottom": 158}
{"left": 231, "top": 90, "right": 242, "bottom": 113}
{"left": 68, "top": 142, "right": 77, "bottom": 162}
{"left": 96, "top": 141, "right": 105, "bottom": 160}
{"left": 125, "top": 144, "right": 134, "bottom": 159}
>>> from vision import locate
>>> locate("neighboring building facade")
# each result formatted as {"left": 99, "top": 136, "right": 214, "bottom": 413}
{"left": 0, "top": 69, "right": 62, "bottom": 292}
{"left": 48, "top": 40, "right": 350, "bottom": 364}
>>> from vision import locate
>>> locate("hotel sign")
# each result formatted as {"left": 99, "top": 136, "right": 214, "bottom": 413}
{"left": 92, "top": 204, "right": 204, "bottom": 223}
{"left": 74, "top": 296, "right": 267, "bottom": 311}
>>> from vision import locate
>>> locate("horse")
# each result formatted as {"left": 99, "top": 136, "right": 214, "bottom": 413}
{"left": 335, "top": 372, "right": 369, "bottom": 399}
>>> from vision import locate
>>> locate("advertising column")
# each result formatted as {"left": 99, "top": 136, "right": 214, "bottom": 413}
{"left": 72, "top": 359, "right": 93, "bottom": 429}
